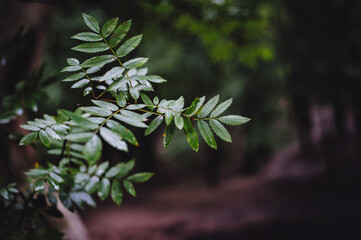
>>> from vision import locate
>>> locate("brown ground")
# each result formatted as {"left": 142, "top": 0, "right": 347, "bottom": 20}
{"left": 83, "top": 142, "right": 361, "bottom": 240}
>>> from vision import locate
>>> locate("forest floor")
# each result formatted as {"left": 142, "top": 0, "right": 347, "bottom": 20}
{"left": 82, "top": 141, "right": 361, "bottom": 240}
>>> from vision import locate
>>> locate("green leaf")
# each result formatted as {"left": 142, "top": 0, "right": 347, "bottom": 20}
{"left": 163, "top": 122, "right": 175, "bottom": 149}
{"left": 44, "top": 114, "right": 56, "bottom": 124}
{"left": 81, "top": 55, "right": 116, "bottom": 68}
{"left": 62, "top": 110, "right": 98, "bottom": 130}
{"left": 145, "top": 116, "right": 163, "bottom": 136}
{"left": 67, "top": 58, "right": 80, "bottom": 66}
{"left": 85, "top": 176, "right": 99, "bottom": 194}
{"left": 25, "top": 169, "right": 49, "bottom": 178}
{"left": 69, "top": 191, "right": 95, "bottom": 209}
{"left": 80, "top": 106, "right": 112, "bottom": 117}
{"left": 71, "top": 79, "right": 89, "bottom": 89}
{"left": 199, "top": 95, "right": 219, "bottom": 118}
{"left": 109, "top": 19, "right": 131, "bottom": 47}
{"left": 97, "top": 178, "right": 110, "bottom": 200}
{"left": 28, "top": 120, "right": 46, "bottom": 128}
{"left": 106, "top": 120, "right": 139, "bottom": 146}
{"left": 210, "top": 98, "right": 233, "bottom": 118}
{"left": 114, "top": 114, "right": 148, "bottom": 128}
{"left": 173, "top": 96, "right": 185, "bottom": 111}
{"left": 101, "top": 17, "right": 118, "bottom": 37}
{"left": 129, "top": 86, "right": 140, "bottom": 100}
{"left": 123, "top": 180, "right": 136, "bottom": 197}
{"left": 218, "top": 115, "right": 251, "bottom": 125}
{"left": 164, "top": 110, "right": 173, "bottom": 127}
{"left": 75, "top": 173, "right": 89, "bottom": 184}
{"left": 153, "top": 96, "right": 159, "bottom": 105}
{"left": 209, "top": 119, "right": 232, "bottom": 143}
{"left": 102, "top": 67, "right": 124, "bottom": 82}
{"left": 61, "top": 66, "right": 82, "bottom": 72}
{"left": 83, "top": 135, "right": 102, "bottom": 165}
{"left": 186, "top": 96, "right": 205, "bottom": 116}
{"left": 72, "top": 42, "right": 109, "bottom": 53}
{"left": 39, "top": 130, "right": 52, "bottom": 148}
{"left": 63, "top": 72, "right": 85, "bottom": 82}
{"left": 34, "top": 179, "right": 45, "bottom": 192}
{"left": 20, "top": 124, "right": 40, "bottom": 131}
{"left": 111, "top": 180, "right": 123, "bottom": 205}
{"left": 124, "top": 58, "right": 148, "bottom": 69}
{"left": 44, "top": 127, "right": 61, "bottom": 140}
{"left": 126, "top": 104, "right": 146, "bottom": 110}
{"left": 183, "top": 117, "right": 199, "bottom": 152}
{"left": 116, "top": 159, "right": 135, "bottom": 179}
{"left": 127, "top": 172, "right": 153, "bottom": 183}
{"left": 96, "top": 161, "right": 109, "bottom": 176}
{"left": 20, "top": 132, "right": 38, "bottom": 145}
{"left": 100, "top": 127, "right": 128, "bottom": 152}
{"left": 0, "top": 189, "right": 9, "bottom": 200}
{"left": 116, "top": 92, "right": 127, "bottom": 107}
{"left": 105, "top": 163, "right": 122, "bottom": 178}
{"left": 184, "top": 97, "right": 199, "bottom": 115}
{"left": 66, "top": 132, "right": 93, "bottom": 142}
{"left": 71, "top": 32, "right": 102, "bottom": 42}
{"left": 84, "top": 87, "right": 92, "bottom": 96}
{"left": 121, "top": 110, "right": 146, "bottom": 121}
{"left": 82, "top": 13, "right": 100, "bottom": 33}
{"left": 145, "top": 75, "right": 167, "bottom": 83}
{"left": 197, "top": 120, "right": 217, "bottom": 149}
{"left": 46, "top": 177, "right": 59, "bottom": 191}
{"left": 91, "top": 100, "right": 118, "bottom": 111}
{"left": 88, "top": 165, "right": 97, "bottom": 174}
{"left": 116, "top": 34, "right": 142, "bottom": 57}
{"left": 174, "top": 113, "right": 184, "bottom": 130}
{"left": 86, "top": 65, "right": 103, "bottom": 74}
{"left": 49, "top": 172, "right": 63, "bottom": 183}
{"left": 140, "top": 93, "right": 154, "bottom": 110}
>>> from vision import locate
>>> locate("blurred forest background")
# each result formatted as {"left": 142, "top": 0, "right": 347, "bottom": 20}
{"left": 1, "top": 0, "right": 361, "bottom": 239}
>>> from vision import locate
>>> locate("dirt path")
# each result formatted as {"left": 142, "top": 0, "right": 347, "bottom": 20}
{"left": 83, "top": 142, "right": 361, "bottom": 240}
